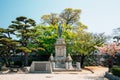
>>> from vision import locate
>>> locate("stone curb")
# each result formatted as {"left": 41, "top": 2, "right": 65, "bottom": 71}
{"left": 104, "top": 72, "right": 120, "bottom": 80}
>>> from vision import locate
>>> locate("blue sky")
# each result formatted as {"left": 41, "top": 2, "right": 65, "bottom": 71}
{"left": 0, "top": 0, "right": 120, "bottom": 35}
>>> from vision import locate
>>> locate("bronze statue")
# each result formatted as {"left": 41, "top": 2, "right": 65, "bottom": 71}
{"left": 58, "top": 22, "right": 62, "bottom": 38}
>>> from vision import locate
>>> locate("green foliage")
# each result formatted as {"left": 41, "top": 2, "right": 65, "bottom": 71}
{"left": 41, "top": 8, "right": 81, "bottom": 26}
{"left": 41, "top": 13, "right": 59, "bottom": 26}
{"left": 8, "top": 16, "right": 44, "bottom": 53}
{"left": 35, "top": 25, "right": 57, "bottom": 54}
{"left": 60, "top": 8, "right": 81, "bottom": 25}
{"left": 8, "top": 16, "right": 36, "bottom": 47}
{"left": 92, "top": 33, "right": 107, "bottom": 46}
{"left": 8, "top": 16, "right": 44, "bottom": 66}
{"left": 112, "top": 67, "right": 120, "bottom": 77}
{"left": 0, "top": 28, "right": 19, "bottom": 66}
{"left": 69, "top": 31, "right": 93, "bottom": 55}
{"left": 17, "top": 47, "right": 31, "bottom": 53}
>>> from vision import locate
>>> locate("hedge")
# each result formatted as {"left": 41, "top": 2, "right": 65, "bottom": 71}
{"left": 112, "top": 67, "right": 120, "bottom": 77}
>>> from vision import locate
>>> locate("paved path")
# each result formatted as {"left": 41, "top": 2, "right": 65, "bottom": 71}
{"left": 0, "top": 66, "right": 108, "bottom": 80}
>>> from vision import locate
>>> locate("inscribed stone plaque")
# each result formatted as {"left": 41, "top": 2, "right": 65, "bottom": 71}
{"left": 34, "top": 63, "right": 46, "bottom": 71}
{"left": 30, "top": 61, "right": 52, "bottom": 73}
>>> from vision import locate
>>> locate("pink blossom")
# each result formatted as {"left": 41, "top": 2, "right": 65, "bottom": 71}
{"left": 94, "top": 42, "right": 120, "bottom": 56}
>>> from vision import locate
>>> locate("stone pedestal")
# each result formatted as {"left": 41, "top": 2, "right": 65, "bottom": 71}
{"left": 51, "top": 62, "right": 55, "bottom": 69}
{"left": 66, "top": 54, "right": 73, "bottom": 69}
{"left": 76, "top": 62, "right": 81, "bottom": 70}
{"left": 50, "top": 38, "right": 74, "bottom": 70}
{"left": 65, "top": 62, "right": 68, "bottom": 70}
{"left": 68, "top": 62, "right": 73, "bottom": 69}
{"left": 55, "top": 38, "right": 66, "bottom": 68}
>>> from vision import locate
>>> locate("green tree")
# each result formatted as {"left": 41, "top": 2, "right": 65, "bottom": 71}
{"left": 8, "top": 16, "right": 37, "bottom": 66}
{"left": 41, "top": 13, "right": 60, "bottom": 26}
{"left": 35, "top": 25, "right": 58, "bottom": 55}
{"left": 41, "top": 8, "right": 81, "bottom": 26}
{"left": 70, "top": 30, "right": 107, "bottom": 68}
{"left": 0, "top": 28, "right": 19, "bottom": 66}
{"left": 60, "top": 8, "right": 81, "bottom": 25}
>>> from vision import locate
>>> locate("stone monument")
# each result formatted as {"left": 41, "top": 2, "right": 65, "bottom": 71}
{"left": 54, "top": 22, "right": 66, "bottom": 68}
{"left": 55, "top": 38, "right": 66, "bottom": 68}
{"left": 49, "top": 22, "right": 73, "bottom": 69}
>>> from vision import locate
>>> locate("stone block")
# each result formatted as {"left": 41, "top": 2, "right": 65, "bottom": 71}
{"left": 30, "top": 61, "right": 52, "bottom": 73}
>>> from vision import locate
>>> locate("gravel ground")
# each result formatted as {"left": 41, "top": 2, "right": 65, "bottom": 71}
{"left": 0, "top": 66, "right": 108, "bottom": 80}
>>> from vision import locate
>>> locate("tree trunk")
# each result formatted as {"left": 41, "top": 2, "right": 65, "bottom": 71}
{"left": 24, "top": 53, "right": 28, "bottom": 66}
{"left": 81, "top": 54, "right": 85, "bottom": 68}
{"left": 3, "top": 54, "right": 10, "bottom": 67}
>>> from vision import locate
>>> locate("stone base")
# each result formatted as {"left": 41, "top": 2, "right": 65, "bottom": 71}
{"left": 55, "top": 62, "right": 65, "bottom": 68}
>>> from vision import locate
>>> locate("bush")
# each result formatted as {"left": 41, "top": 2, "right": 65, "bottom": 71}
{"left": 112, "top": 67, "right": 120, "bottom": 77}
{"left": 14, "top": 61, "right": 23, "bottom": 67}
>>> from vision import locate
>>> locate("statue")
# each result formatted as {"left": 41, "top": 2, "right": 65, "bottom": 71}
{"left": 58, "top": 22, "right": 62, "bottom": 38}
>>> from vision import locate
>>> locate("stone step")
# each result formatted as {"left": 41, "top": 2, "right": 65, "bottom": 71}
{"left": 53, "top": 68, "right": 82, "bottom": 72}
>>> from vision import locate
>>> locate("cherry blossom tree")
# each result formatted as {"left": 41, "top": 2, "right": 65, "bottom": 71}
{"left": 95, "top": 42, "right": 120, "bottom": 71}
{"left": 95, "top": 42, "right": 120, "bottom": 72}
{"left": 94, "top": 42, "right": 120, "bottom": 56}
